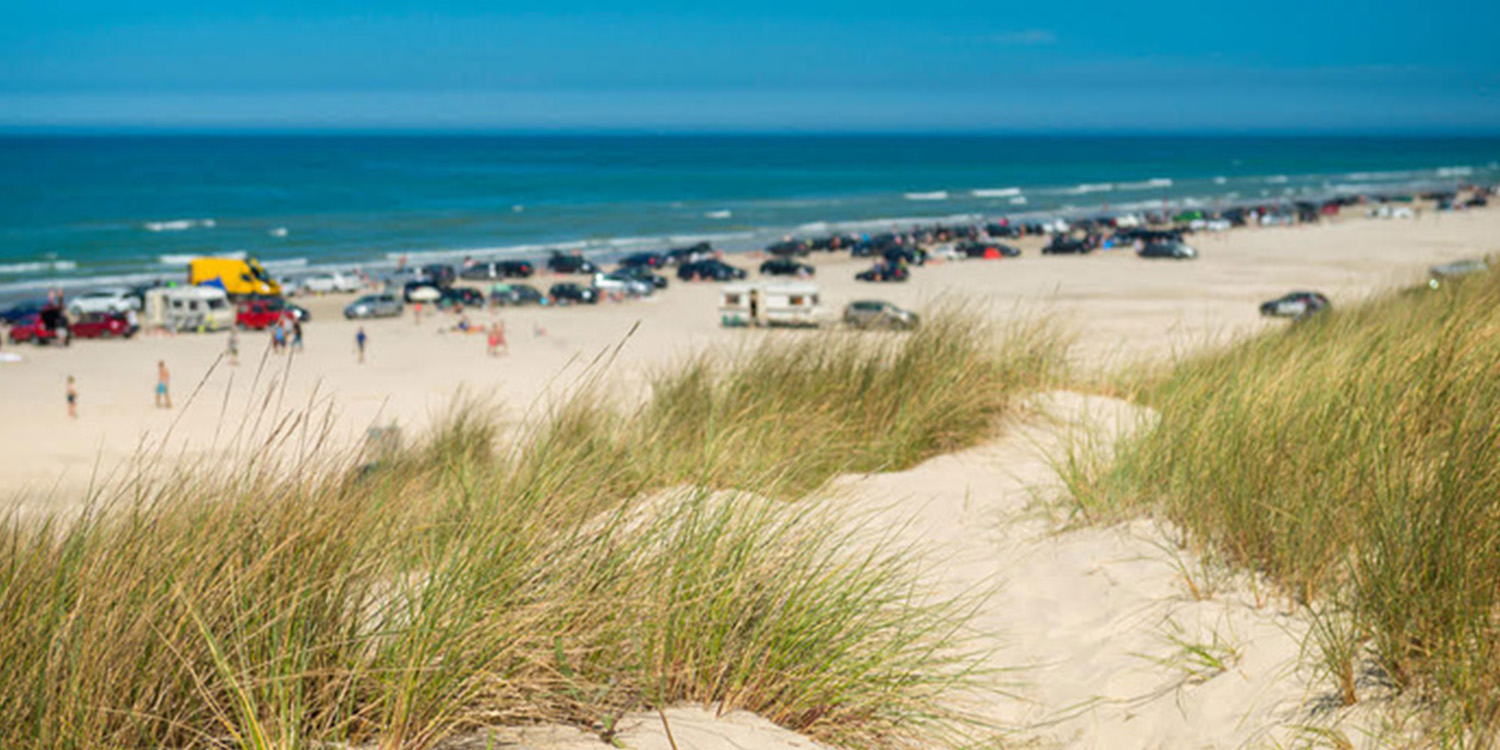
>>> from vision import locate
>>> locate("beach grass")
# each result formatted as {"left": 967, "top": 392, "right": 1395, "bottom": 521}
{"left": 1065, "top": 268, "right": 1500, "bottom": 743}
{"left": 0, "top": 309, "right": 1063, "bottom": 750}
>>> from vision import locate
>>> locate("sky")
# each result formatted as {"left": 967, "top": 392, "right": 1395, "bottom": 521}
{"left": 1, "top": 0, "right": 1498, "bottom": 133}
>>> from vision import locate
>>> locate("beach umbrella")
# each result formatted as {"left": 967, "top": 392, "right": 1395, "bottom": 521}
{"left": 408, "top": 285, "right": 441, "bottom": 302}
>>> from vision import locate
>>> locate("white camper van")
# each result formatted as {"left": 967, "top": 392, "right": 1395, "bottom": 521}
{"left": 719, "top": 282, "right": 823, "bottom": 328}
{"left": 143, "top": 286, "right": 235, "bottom": 333}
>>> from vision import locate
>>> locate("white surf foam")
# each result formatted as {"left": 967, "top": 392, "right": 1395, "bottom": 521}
{"left": 269, "top": 227, "right": 289, "bottom": 238}
{"left": 1265, "top": 175, "right": 1289, "bottom": 184}
{"left": 158, "top": 250, "right": 246, "bottom": 266}
{"left": 1116, "top": 178, "right": 1173, "bottom": 190}
{"left": 1009, "top": 196, "right": 1028, "bottom": 205}
{"left": 904, "top": 191, "right": 950, "bottom": 201}
{"left": 704, "top": 210, "right": 733, "bottom": 219}
{"left": 971, "top": 187, "right": 1022, "bottom": 198}
{"left": 0, "top": 260, "right": 78, "bottom": 275}
{"left": 1437, "top": 166, "right": 1474, "bottom": 177}
{"left": 1063, "top": 183, "right": 1114, "bottom": 195}
{"left": 143, "top": 218, "right": 215, "bottom": 232}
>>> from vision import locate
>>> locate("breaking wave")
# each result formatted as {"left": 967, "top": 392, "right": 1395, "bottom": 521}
{"left": 143, "top": 218, "right": 216, "bottom": 232}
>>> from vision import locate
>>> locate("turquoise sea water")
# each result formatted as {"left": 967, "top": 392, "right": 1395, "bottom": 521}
{"left": 0, "top": 135, "right": 1496, "bottom": 296}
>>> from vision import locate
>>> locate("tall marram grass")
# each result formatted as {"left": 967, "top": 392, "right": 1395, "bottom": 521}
{"left": 1069, "top": 269, "right": 1500, "bottom": 744}
{"left": 0, "top": 309, "right": 1063, "bottom": 750}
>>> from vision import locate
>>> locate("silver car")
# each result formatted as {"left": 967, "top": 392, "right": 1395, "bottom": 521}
{"left": 843, "top": 300, "right": 919, "bottom": 330}
{"left": 344, "top": 293, "right": 404, "bottom": 319}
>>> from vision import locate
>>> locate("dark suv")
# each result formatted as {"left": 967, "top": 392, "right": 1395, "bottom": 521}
{"left": 546, "top": 252, "right": 600, "bottom": 275}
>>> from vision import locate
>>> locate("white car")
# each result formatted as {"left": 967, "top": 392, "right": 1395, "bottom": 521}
{"left": 593, "top": 272, "right": 653, "bottom": 298}
{"left": 68, "top": 288, "right": 141, "bottom": 315}
{"left": 924, "top": 243, "right": 965, "bottom": 261}
{"left": 298, "top": 271, "right": 362, "bottom": 294}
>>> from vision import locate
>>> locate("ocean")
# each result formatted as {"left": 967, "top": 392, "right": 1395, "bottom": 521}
{"left": 1, "top": 134, "right": 1497, "bottom": 298}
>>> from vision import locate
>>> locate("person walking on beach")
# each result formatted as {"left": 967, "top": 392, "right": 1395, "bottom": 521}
{"left": 226, "top": 328, "right": 239, "bottom": 366}
{"left": 291, "top": 319, "right": 304, "bottom": 352}
{"left": 356, "top": 327, "right": 367, "bottom": 364}
{"left": 66, "top": 376, "right": 77, "bottom": 419}
{"left": 487, "top": 320, "right": 507, "bottom": 356}
{"left": 155, "top": 360, "right": 171, "bottom": 409}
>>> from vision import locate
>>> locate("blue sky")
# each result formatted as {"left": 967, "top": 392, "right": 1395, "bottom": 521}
{"left": 2, "top": 0, "right": 1497, "bottom": 132}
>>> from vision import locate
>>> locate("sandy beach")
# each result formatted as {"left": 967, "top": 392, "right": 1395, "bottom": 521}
{"left": 0, "top": 208, "right": 1495, "bottom": 749}
{"left": 4, "top": 208, "right": 1494, "bottom": 508}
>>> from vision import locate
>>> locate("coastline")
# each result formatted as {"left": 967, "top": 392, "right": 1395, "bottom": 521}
{"left": 3, "top": 207, "right": 1496, "bottom": 508}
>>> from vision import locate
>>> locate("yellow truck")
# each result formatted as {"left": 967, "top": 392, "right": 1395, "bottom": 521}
{"left": 187, "top": 257, "right": 282, "bottom": 297}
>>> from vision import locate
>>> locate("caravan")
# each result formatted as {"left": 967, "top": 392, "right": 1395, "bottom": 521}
{"left": 719, "top": 282, "right": 823, "bottom": 328}
{"left": 143, "top": 287, "right": 235, "bottom": 333}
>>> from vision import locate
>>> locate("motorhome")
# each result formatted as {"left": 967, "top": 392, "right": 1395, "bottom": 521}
{"left": 143, "top": 286, "right": 235, "bottom": 333}
{"left": 719, "top": 282, "right": 823, "bottom": 328}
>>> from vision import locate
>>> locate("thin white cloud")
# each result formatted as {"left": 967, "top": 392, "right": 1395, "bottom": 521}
{"left": 990, "top": 29, "right": 1057, "bottom": 46}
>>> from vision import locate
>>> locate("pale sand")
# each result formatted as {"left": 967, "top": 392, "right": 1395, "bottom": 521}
{"left": 3, "top": 208, "right": 1496, "bottom": 748}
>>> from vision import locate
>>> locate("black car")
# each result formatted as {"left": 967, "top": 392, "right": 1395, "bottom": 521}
{"left": 546, "top": 251, "right": 599, "bottom": 275}
{"left": 1260, "top": 291, "right": 1330, "bottom": 320}
{"left": 855, "top": 263, "right": 910, "bottom": 282}
{"left": 612, "top": 264, "right": 669, "bottom": 289}
{"left": 665, "top": 241, "right": 716, "bottom": 266}
{"left": 617, "top": 251, "right": 667, "bottom": 269}
{"left": 549, "top": 282, "right": 599, "bottom": 304}
{"left": 1138, "top": 242, "right": 1198, "bottom": 260}
{"left": 460, "top": 260, "right": 535, "bottom": 280}
{"left": 882, "top": 246, "right": 927, "bottom": 266}
{"left": 0, "top": 298, "right": 48, "bottom": 325}
{"left": 418, "top": 263, "right": 457, "bottom": 287}
{"left": 1041, "top": 237, "right": 1092, "bottom": 255}
{"left": 678, "top": 259, "right": 747, "bottom": 281}
{"left": 766, "top": 240, "right": 810, "bottom": 257}
{"left": 491, "top": 283, "right": 546, "bottom": 307}
{"left": 759, "top": 258, "right": 815, "bottom": 277}
{"left": 438, "top": 286, "right": 486, "bottom": 309}
{"left": 959, "top": 242, "right": 1021, "bottom": 259}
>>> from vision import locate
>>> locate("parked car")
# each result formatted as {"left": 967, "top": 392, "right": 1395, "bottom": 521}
{"left": 7, "top": 311, "right": 69, "bottom": 345}
{"left": 297, "top": 271, "right": 363, "bottom": 294}
{"left": 759, "top": 258, "right": 815, "bottom": 277}
{"left": 1042, "top": 238, "right": 1092, "bottom": 255}
{"left": 460, "top": 260, "right": 535, "bottom": 280}
{"left": 549, "top": 282, "right": 599, "bottom": 304}
{"left": 0, "top": 298, "right": 48, "bottom": 325}
{"left": 546, "top": 252, "right": 599, "bottom": 275}
{"left": 664, "top": 242, "right": 716, "bottom": 266}
{"left": 617, "top": 251, "right": 667, "bottom": 269}
{"left": 343, "top": 293, "right": 405, "bottom": 319}
{"left": 67, "top": 288, "right": 141, "bottom": 316}
{"left": 843, "top": 300, "right": 919, "bottom": 330}
{"left": 855, "top": 263, "right": 910, "bottom": 282}
{"left": 438, "top": 286, "right": 486, "bottom": 309}
{"left": 959, "top": 242, "right": 1021, "bottom": 259}
{"left": 766, "top": 240, "right": 810, "bottom": 257}
{"left": 1259, "top": 291, "right": 1330, "bottom": 320}
{"left": 594, "top": 272, "right": 654, "bottom": 298}
{"left": 69, "top": 312, "right": 135, "bottom": 339}
{"left": 1138, "top": 242, "right": 1198, "bottom": 260}
{"left": 611, "top": 264, "right": 669, "bottom": 289}
{"left": 418, "top": 264, "right": 457, "bottom": 287}
{"left": 237, "top": 297, "right": 305, "bottom": 329}
{"left": 490, "top": 283, "right": 546, "bottom": 306}
{"left": 678, "top": 259, "right": 747, "bottom": 281}
{"left": 882, "top": 246, "right": 927, "bottom": 266}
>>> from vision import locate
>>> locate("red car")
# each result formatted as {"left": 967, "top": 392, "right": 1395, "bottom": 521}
{"left": 7, "top": 307, "right": 76, "bottom": 345}
{"left": 71, "top": 312, "right": 135, "bottom": 339}
{"left": 237, "top": 298, "right": 295, "bottom": 330}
